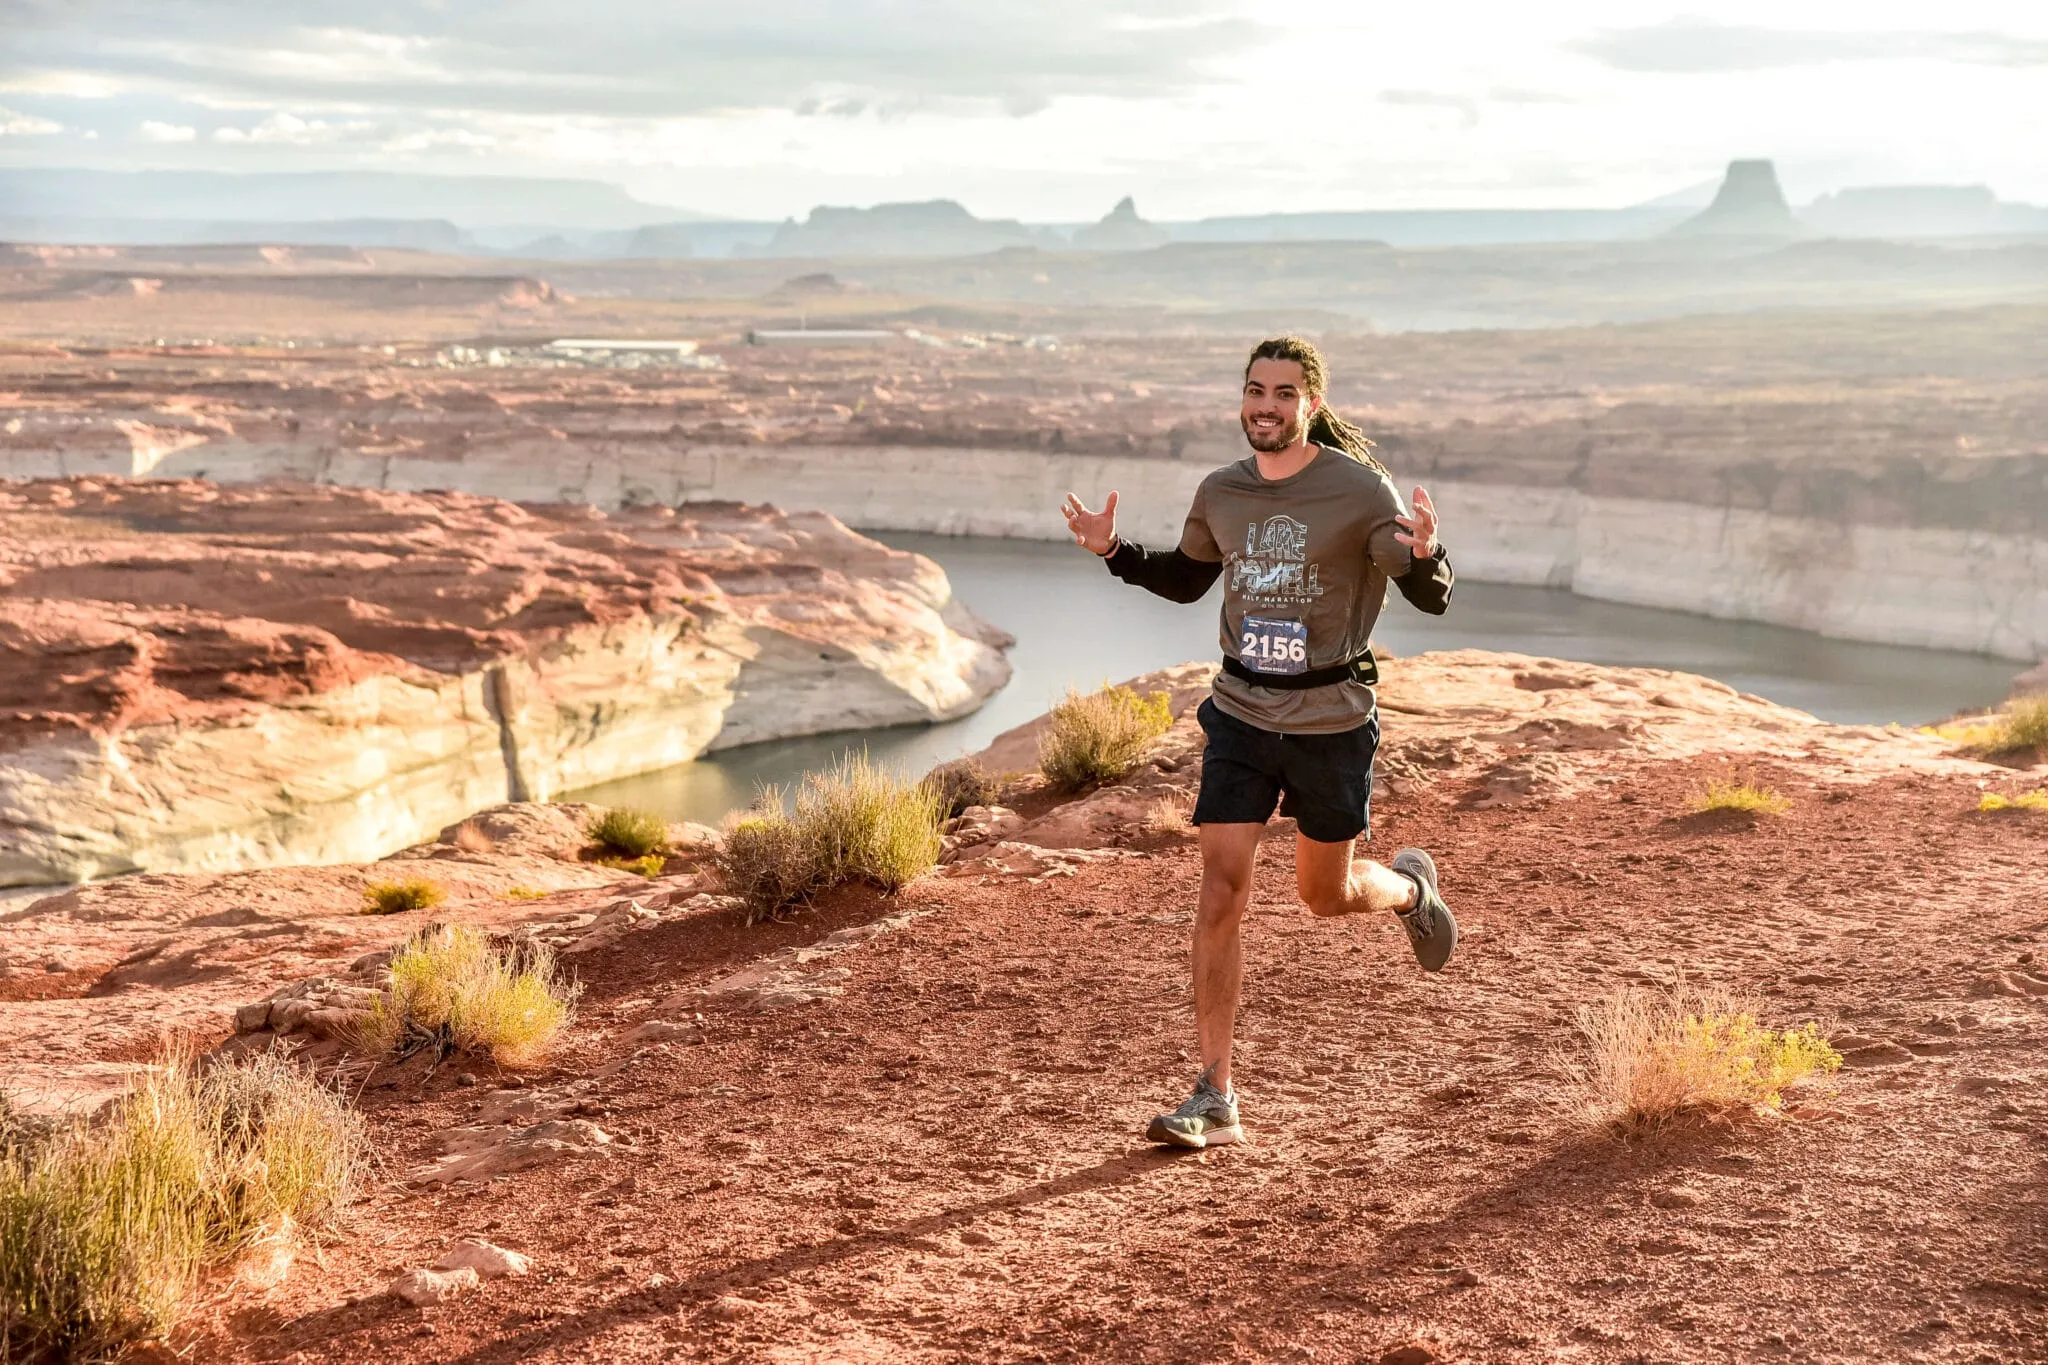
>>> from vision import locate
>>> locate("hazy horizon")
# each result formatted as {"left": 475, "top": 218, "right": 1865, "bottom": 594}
{"left": 3, "top": 2, "right": 2046, "bottom": 222}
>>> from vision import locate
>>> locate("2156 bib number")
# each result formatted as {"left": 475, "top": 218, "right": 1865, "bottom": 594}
{"left": 1238, "top": 615, "right": 1308, "bottom": 675}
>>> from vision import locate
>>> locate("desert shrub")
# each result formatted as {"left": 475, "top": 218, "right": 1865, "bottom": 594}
{"left": 588, "top": 806, "right": 669, "bottom": 859}
{"left": 188, "top": 1052, "right": 363, "bottom": 1250}
{"left": 1979, "top": 790, "right": 2048, "bottom": 813}
{"left": 360, "top": 877, "right": 445, "bottom": 916}
{"left": 1688, "top": 779, "right": 1790, "bottom": 816}
{"left": 802, "top": 754, "right": 945, "bottom": 892}
{"left": 1929, "top": 696, "right": 2048, "bottom": 756}
{"left": 1038, "top": 684, "right": 1173, "bottom": 788}
{"left": 1561, "top": 986, "right": 1841, "bottom": 1136}
{"left": 717, "top": 755, "right": 946, "bottom": 922}
{"left": 503, "top": 886, "right": 547, "bottom": 901}
{"left": 1990, "top": 696, "right": 2048, "bottom": 753}
{"left": 0, "top": 1054, "right": 363, "bottom": 1361}
{"left": 357, "top": 925, "right": 578, "bottom": 1067}
{"left": 719, "top": 801, "right": 825, "bottom": 922}
{"left": 596, "top": 853, "right": 665, "bottom": 879}
{"left": 923, "top": 759, "right": 1002, "bottom": 818}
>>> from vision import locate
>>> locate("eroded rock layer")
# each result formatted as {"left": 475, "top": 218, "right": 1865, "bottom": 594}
{"left": 0, "top": 477, "right": 1011, "bottom": 886}
{"left": 4, "top": 313, "right": 2043, "bottom": 660}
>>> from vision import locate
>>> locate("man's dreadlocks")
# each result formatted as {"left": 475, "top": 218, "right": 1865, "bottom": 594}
{"left": 1243, "top": 335, "right": 1389, "bottom": 478}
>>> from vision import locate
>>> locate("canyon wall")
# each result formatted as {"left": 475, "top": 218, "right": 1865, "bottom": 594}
{"left": 0, "top": 480, "right": 1011, "bottom": 887}
{"left": 28, "top": 437, "right": 2040, "bottom": 663}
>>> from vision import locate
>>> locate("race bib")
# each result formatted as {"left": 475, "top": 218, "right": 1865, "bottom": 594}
{"left": 1238, "top": 615, "right": 1308, "bottom": 675}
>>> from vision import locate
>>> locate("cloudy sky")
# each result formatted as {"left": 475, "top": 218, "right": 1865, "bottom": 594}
{"left": 2, "top": 0, "right": 2045, "bottom": 219}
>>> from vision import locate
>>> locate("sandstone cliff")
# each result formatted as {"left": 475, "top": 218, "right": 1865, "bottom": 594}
{"left": 0, "top": 478, "right": 1011, "bottom": 886}
{"left": 5, "top": 313, "right": 2042, "bottom": 663}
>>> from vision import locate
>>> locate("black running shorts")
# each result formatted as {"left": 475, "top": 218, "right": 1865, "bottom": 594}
{"left": 1191, "top": 698, "right": 1379, "bottom": 844}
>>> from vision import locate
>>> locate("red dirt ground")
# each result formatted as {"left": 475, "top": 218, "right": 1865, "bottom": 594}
{"left": 167, "top": 753, "right": 2048, "bottom": 1364}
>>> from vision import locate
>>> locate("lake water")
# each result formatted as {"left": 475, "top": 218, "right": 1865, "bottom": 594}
{"left": 570, "top": 532, "right": 2020, "bottom": 825}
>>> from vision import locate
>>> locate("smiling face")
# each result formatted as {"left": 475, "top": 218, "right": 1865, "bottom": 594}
{"left": 1240, "top": 357, "right": 1320, "bottom": 453}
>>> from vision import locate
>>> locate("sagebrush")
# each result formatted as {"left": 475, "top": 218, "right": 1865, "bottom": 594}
{"left": 1038, "top": 684, "right": 1173, "bottom": 788}
{"left": 1929, "top": 696, "right": 2048, "bottom": 756}
{"left": 0, "top": 1053, "right": 364, "bottom": 1361}
{"left": 923, "top": 759, "right": 1001, "bottom": 818}
{"left": 588, "top": 807, "right": 669, "bottom": 858}
{"left": 1561, "top": 986, "right": 1841, "bottom": 1135}
{"left": 359, "top": 877, "right": 445, "bottom": 915}
{"left": 717, "top": 754, "right": 945, "bottom": 922}
{"left": 356, "top": 924, "right": 579, "bottom": 1067}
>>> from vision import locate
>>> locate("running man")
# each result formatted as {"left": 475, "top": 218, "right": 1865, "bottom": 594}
{"left": 1059, "top": 335, "right": 1457, "bottom": 1150}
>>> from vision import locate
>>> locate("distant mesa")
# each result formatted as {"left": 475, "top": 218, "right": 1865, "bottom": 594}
{"left": 760, "top": 199, "right": 1057, "bottom": 258}
{"left": 623, "top": 222, "right": 700, "bottom": 258}
{"left": 775, "top": 271, "right": 848, "bottom": 295}
{"left": 1073, "top": 197, "right": 1169, "bottom": 252}
{"left": 1670, "top": 160, "right": 1798, "bottom": 239}
{"left": 1803, "top": 185, "right": 2001, "bottom": 239}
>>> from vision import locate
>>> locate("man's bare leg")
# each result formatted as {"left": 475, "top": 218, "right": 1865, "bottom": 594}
{"left": 1293, "top": 833, "right": 1417, "bottom": 918}
{"left": 1193, "top": 822, "right": 1263, "bottom": 1093}
{"left": 1295, "top": 832, "right": 1459, "bottom": 972}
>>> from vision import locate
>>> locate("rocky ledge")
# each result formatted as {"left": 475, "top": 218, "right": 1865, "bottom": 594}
{"left": 6, "top": 650, "right": 2047, "bottom": 1362}
{"left": 0, "top": 476, "right": 1011, "bottom": 887}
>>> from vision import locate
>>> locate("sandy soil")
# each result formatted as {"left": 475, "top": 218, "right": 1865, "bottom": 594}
{"left": 121, "top": 660, "right": 2048, "bottom": 1364}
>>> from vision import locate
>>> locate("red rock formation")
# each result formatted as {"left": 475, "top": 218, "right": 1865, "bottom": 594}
{"left": 0, "top": 478, "right": 1011, "bottom": 885}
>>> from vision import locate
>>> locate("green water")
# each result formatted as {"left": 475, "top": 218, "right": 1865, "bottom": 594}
{"left": 569, "top": 532, "right": 2021, "bottom": 825}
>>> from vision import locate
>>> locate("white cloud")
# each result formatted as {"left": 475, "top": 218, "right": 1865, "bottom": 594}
{"left": 1576, "top": 17, "right": 2048, "bottom": 72}
{"left": 139, "top": 119, "right": 196, "bottom": 141}
{"left": 6, "top": 4, "right": 2048, "bottom": 214}
{"left": 212, "top": 111, "right": 373, "bottom": 144}
{"left": 0, "top": 69, "right": 125, "bottom": 98}
{"left": 0, "top": 106, "right": 63, "bottom": 135}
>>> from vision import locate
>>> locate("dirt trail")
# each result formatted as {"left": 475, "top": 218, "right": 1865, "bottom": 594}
{"left": 171, "top": 742, "right": 2048, "bottom": 1363}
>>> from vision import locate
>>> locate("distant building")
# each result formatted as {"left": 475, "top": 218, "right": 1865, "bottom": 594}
{"left": 744, "top": 329, "right": 895, "bottom": 345}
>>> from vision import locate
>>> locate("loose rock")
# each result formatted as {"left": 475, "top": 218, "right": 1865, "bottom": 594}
{"left": 437, "top": 1239, "right": 532, "bottom": 1279}
{"left": 391, "top": 1265, "right": 481, "bottom": 1306}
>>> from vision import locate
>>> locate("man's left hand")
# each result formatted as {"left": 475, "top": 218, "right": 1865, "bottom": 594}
{"left": 1394, "top": 486, "right": 1439, "bottom": 559}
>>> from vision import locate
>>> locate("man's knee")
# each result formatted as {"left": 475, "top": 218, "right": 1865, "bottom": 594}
{"left": 1195, "top": 882, "right": 1249, "bottom": 930}
{"left": 1300, "top": 886, "right": 1349, "bottom": 918}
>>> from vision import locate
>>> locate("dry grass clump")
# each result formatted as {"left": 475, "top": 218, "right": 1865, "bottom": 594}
{"left": 0, "top": 1053, "right": 364, "bottom": 1360}
{"left": 1141, "top": 788, "right": 1198, "bottom": 837}
{"left": 359, "top": 877, "right": 445, "bottom": 916}
{"left": 503, "top": 885, "right": 547, "bottom": 901}
{"left": 1688, "top": 778, "right": 1791, "bottom": 816}
{"left": 1979, "top": 790, "right": 2048, "bottom": 813}
{"left": 1038, "top": 683, "right": 1173, "bottom": 788}
{"left": 588, "top": 806, "right": 669, "bottom": 859}
{"left": 1561, "top": 986, "right": 1841, "bottom": 1136}
{"left": 596, "top": 853, "right": 665, "bottom": 879}
{"left": 718, "top": 754, "right": 945, "bottom": 922}
{"left": 922, "top": 758, "right": 1001, "bottom": 818}
{"left": 1928, "top": 695, "right": 2048, "bottom": 756}
{"left": 356, "top": 925, "right": 579, "bottom": 1067}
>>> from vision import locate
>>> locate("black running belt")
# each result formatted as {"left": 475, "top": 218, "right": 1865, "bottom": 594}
{"left": 1220, "top": 648, "right": 1378, "bottom": 691}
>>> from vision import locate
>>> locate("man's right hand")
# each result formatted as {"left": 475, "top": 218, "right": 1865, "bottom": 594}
{"left": 1061, "top": 490, "right": 1119, "bottom": 556}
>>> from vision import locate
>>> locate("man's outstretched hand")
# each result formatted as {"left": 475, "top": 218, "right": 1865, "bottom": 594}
{"left": 1061, "top": 490, "right": 1119, "bottom": 556}
{"left": 1394, "top": 485, "right": 1439, "bottom": 560}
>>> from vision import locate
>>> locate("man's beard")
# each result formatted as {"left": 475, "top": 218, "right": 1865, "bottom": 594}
{"left": 1241, "top": 411, "right": 1302, "bottom": 453}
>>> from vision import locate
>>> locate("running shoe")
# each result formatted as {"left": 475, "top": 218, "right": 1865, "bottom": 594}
{"left": 1391, "top": 847, "right": 1457, "bottom": 972}
{"left": 1144, "top": 1071, "right": 1242, "bottom": 1149}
